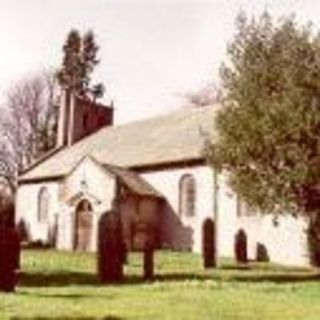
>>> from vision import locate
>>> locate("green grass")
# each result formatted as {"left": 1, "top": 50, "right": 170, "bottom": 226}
{"left": 1, "top": 250, "right": 320, "bottom": 319}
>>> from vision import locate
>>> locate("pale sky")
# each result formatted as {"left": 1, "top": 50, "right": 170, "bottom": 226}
{"left": 0, "top": 0, "right": 319, "bottom": 123}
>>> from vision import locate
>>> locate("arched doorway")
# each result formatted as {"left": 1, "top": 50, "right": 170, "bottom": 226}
{"left": 74, "top": 199, "right": 93, "bottom": 252}
{"left": 202, "top": 218, "right": 216, "bottom": 268}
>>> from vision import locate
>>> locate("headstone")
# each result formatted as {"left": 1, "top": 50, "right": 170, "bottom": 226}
{"left": 0, "top": 226, "right": 20, "bottom": 292}
{"left": 98, "top": 210, "right": 124, "bottom": 283}
{"left": 202, "top": 218, "right": 216, "bottom": 268}
{"left": 143, "top": 243, "right": 154, "bottom": 280}
{"left": 235, "top": 229, "right": 248, "bottom": 263}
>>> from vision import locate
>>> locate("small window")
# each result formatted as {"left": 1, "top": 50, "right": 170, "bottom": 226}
{"left": 179, "top": 174, "right": 196, "bottom": 217}
{"left": 38, "top": 187, "right": 49, "bottom": 223}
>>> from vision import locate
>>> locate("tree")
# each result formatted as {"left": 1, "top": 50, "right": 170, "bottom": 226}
{"left": 183, "top": 81, "right": 223, "bottom": 107}
{"left": 57, "top": 29, "right": 104, "bottom": 100}
{"left": 0, "top": 72, "right": 59, "bottom": 195}
{"left": 205, "top": 12, "right": 320, "bottom": 265}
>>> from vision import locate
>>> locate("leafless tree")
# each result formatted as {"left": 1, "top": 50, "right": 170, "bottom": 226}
{"left": 0, "top": 71, "right": 59, "bottom": 195}
{"left": 183, "top": 81, "right": 224, "bottom": 107}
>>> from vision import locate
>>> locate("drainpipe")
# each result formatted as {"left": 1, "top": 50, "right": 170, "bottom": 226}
{"left": 213, "top": 168, "right": 219, "bottom": 267}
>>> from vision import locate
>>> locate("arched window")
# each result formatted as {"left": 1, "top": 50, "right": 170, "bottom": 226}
{"left": 179, "top": 174, "right": 196, "bottom": 217}
{"left": 38, "top": 187, "right": 49, "bottom": 223}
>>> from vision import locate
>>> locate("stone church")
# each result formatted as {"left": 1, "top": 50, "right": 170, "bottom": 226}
{"left": 16, "top": 93, "right": 308, "bottom": 266}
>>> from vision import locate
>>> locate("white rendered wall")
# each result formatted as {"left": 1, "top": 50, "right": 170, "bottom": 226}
{"left": 141, "top": 165, "right": 215, "bottom": 253}
{"left": 57, "top": 157, "right": 116, "bottom": 251}
{"left": 215, "top": 173, "right": 238, "bottom": 259}
{"left": 236, "top": 214, "right": 308, "bottom": 266}
{"left": 216, "top": 172, "right": 309, "bottom": 266}
{"left": 16, "top": 181, "right": 60, "bottom": 242}
{"left": 17, "top": 161, "right": 310, "bottom": 266}
{"left": 17, "top": 157, "right": 116, "bottom": 251}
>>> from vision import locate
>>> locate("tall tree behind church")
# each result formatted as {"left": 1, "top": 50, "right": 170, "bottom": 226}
{"left": 57, "top": 29, "right": 104, "bottom": 100}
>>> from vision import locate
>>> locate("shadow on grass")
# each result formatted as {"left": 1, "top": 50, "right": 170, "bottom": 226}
{"left": 18, "top": 268, "right": 320, "bottom": 288}
{"left": 19, "top": 271, "right": 98, "bottom": 287}
{"left": 153, "top": 272, "right": 320, "bottom": 283}
{"left": 11, "top": 317, "right": 122, "bottom": 320}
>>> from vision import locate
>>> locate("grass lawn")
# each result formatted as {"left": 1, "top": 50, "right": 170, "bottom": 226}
{"left": 1, "top": 250, "right": 320, "bottom": 320}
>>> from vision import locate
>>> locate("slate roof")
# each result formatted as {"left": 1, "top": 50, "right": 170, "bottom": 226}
{"left": 19, "top": 105, "right": 218, "bottom": 182}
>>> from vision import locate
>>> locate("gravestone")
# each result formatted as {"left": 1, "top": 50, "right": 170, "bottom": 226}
{"left": 0, "top": 226, "right": 20, "bottom": 292}
{"left": 235, "top": 229, "right": 248, "bottom": 263}
{"left": 202, "top": 218, "right": 216, "bottom": 268}
{"left": 98, "top": 210, "right": 124, "bottom": 283}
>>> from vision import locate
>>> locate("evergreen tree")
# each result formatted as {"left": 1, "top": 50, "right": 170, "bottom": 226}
{"left": 206, "top": 12, "right": 320, "bottom": 265}
{"left": 57, "top": 29, "right": 103, "bottom": 99}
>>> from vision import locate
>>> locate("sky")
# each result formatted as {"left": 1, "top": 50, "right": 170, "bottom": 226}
{"left": 0, "top": 0, "right": 319, "bottom": 123}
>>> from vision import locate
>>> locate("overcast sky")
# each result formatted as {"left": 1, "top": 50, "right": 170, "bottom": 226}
{"left": 0, "top": 0, "right": 319, "bottom": 123}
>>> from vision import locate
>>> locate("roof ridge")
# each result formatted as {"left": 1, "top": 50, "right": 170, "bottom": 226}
{"left": 19, "top": 105, "right": 218, "bottom": 182}
{"left": 110, "top": 104, "right": 217, "bottom": 130}
{"left": 61, "top": 104, "right": 218, "bottom": 151}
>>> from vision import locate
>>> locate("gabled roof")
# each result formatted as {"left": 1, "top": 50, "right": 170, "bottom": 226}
{"left": 102, "top": 163, "right": 162, "bottom": 198}
{"left": 65, "top": 190, "right": 102, "bottom": 206}
{"left": 19, "top": 105, "right": 218, "bottom": 182}
{"left": 65, "top": 160, "right": 162, "bottom": 201}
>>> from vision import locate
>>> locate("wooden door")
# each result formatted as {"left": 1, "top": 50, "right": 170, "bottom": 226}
{"left": 74, "top": 200, "right": 92, "bottom": 251}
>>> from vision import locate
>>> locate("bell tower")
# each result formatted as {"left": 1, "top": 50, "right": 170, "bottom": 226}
{"left": 57, "top": 90, "right": 113, "bottom": 147}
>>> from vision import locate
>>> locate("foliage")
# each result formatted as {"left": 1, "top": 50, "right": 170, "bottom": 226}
{"left": 57, "top": 29, "right": 104, "bottom": 100}
{"left": 211, "top": 12, "right": 320, "bottom": 213}
{"left": 206, "top": 12, "right": 320, "bottom": 263}
{"left": 0, "top": 72, "right": 59, "bottom": 194}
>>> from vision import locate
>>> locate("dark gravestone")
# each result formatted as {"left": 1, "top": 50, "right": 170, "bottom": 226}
{"left": 202, "top": 218, "right": 216, "bottom": 268}
{"left": 235, "top": 229, "right": 248, "bottom": 264}
{"left": 0, "top": 226, "right": 20, "bottom": 292}
{"left": 17, "top": 219, "right": 29, "bottom": 243}
{"left": 98, "top": 210, "right": 124, "bottom": 283}
{"left": 256, "top": 242, "right": 270, "bottom": 262}
{"left": 132, "top": 222, "right": 155, "bottom": 280}
{"left": 143, "top": 243, "right": 154, "bottom": 281}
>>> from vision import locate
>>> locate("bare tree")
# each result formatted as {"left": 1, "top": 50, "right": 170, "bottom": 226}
{"left": 183, "top": 81, "right": 224, "bottom": 107}
{"left": 0, "top": 71, "right": 59, "bottom": 195}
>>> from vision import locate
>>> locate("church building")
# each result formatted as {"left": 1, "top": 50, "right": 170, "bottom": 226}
{"left": 16, "top": 93, "right": 308, "bottom": 266}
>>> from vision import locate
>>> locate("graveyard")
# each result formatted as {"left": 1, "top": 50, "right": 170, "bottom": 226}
{"left": 1, "top": 249, "right": 320, "bottom": 320}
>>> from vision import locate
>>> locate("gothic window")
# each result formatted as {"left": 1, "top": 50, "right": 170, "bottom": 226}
{"left": 38, "top": 187, "right": 49, "bottom": 223}
{"left": 179, "top": 174, "right": 196, "bottom": 217}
